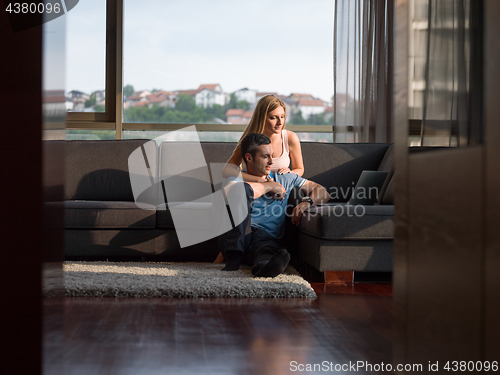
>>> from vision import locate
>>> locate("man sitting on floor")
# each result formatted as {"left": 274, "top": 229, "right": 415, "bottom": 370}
{"left": 219, "top": 132, "right": 329, "bottom": 277}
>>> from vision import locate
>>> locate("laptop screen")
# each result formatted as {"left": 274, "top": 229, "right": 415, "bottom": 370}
{"left": 348, "top": 171, "right": 389, "bottom": 205}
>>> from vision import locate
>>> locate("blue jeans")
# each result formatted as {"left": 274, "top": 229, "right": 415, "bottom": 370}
{"left": 218, "top": 183, "right": 281, "bottom": 266}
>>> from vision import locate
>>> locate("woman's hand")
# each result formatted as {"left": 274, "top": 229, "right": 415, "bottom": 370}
{"left": 277, "top": 167, "right": 291, "bottom": 175}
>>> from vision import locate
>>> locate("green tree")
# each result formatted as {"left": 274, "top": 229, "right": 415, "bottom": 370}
{"left": 84, "top": 93, "right": 96, "bottom": 108}
{"left": 228, "top": 93, "right": 239, "bottom": 109}
{"left": 228, "top": 93, "right": 250, "bottom": 111}
{"left": 205, "top": 104, "right": 226, "bottom": 121}
{"left": 175, "top": 94, "right": 196, "bottom": 112}
{"left": 290, "top": 110, "right": 306, "bottom": 125}
{"left": 123, "top": 84, "right": 135, "bottom": 98}
{"left": 308, "top": 113, "right": 327, "bottom": 125}
{"left": 237, "top": 100, "right": 250, "bottom": 111}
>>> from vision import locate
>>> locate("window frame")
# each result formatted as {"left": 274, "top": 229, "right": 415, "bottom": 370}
{"left": 66, "top": 0, "right": 121, "bottom": 135}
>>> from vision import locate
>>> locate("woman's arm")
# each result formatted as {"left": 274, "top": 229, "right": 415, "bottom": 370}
{"left": 222, "top": 149, "right": 268, "bottom": 183}
{"left": 287, "top": 130, "right": 305, "bottom": 177}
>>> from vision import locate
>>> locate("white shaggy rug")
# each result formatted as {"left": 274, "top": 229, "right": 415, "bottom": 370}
{"left": 64, "top": 261, "right": 317, "bottom": 298}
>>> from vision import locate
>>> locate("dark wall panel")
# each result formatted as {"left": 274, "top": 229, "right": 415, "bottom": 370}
{"left": 407, "top": 148, "right": 483, "bottom": 364}
{"left": 485, "top": 0, "right": 500, "bottom": 362}
{"left": 0, "top": 12, "right": 43, "bottom": 375}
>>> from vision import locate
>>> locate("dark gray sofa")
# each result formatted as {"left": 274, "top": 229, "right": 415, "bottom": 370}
{"left": 51, "top": 139, "right": 394, "bottom": 271}
{"left": 297, "top": 142, "right": 394, "bottom": 272}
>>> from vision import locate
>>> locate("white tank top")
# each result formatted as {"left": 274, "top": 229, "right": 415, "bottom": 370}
{"left": 271, "top": 129, "right": 290, "bottom": 172}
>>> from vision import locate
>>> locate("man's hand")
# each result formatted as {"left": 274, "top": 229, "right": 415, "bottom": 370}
{"left": 291, "top": 202, "right": 311, "bottom": 226}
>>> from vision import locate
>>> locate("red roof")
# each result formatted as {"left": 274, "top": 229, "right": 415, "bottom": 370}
{"left": 133, "top": 101, "right": 148, "bottom": 107}
{"left": 226, "top": 109, "right": 254, "bottom": 117}
{"left": 44, "top": 95, "right": 66, "bottom": 104}
{"left": 197, "top": 84, "right": 220, "bottom": 91}
{"left": 226, "top": 109, "right": 245, "bottom": 116}
{"left": 146, "top": 91, "right": 174, "bottom": 103}
{"left": 147, "top": 96, "right": 166, "bottom": 103}
{"left": 333, "top": 93, "right": 352, "bottom": 106}
{"left": 128, "top": 90, "right": 151, "bottom": 100}
{"left": 298, "top": 99, "right": 324, "bottom": 107}
{"left": 128, "top": 93, "right": 146, "bottom": 100}
{"left": 290, "top": 93, "right": 314, "bottom": 98}
{"left": 176, "top": 89, "right": 199, "bottom": 97}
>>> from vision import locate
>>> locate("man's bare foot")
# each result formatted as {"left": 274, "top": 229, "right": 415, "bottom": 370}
{"left": 213, "top": 252, "right": 225, "bottom": 264}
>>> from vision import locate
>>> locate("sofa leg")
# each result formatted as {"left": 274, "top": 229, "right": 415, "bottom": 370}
{"left": 324, "top": 271, "right": 354, "bottom": 283}
{"left": 296, "top": 259, "right": 354, "bottom": 283}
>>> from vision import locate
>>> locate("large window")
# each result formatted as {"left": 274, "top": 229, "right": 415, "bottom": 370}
{"left": 66, "top": 0, "right": 334, "bottom": 142}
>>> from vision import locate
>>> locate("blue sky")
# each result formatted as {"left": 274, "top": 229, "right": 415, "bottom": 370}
{"left": 65, "top": 0, "right": 335, "bottom": 102}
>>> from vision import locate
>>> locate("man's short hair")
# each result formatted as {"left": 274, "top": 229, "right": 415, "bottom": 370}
{"left": 240, "top": 133, "right": 271, "bottom": 160}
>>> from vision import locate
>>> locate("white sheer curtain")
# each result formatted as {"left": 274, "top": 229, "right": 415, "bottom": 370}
{"left": 333, "top": 0, "right": 394, "bottom": 143}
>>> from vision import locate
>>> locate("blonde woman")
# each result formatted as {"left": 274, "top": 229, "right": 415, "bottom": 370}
{"left": 215, "top": 95, "right": 305, "bottom": 264}
{"left": 222, "top": 95, "right": 304, "bottom": 180}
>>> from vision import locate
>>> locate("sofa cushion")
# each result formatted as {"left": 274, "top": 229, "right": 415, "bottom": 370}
{"left": 200, "top": 142, "right": 238, "bottom": 164}
{"left": 377, "top": 144, "right": 395, "bottom": 173}
{"left": 300, "top": 204, "right": 394, "bottom": 240}
{"left": 201, "top": 142, "right": 240, "bottom": 191}
{"left": 65, "top": 140, "right": 151, "bottom": 201}
{"left": 158, "top": 142, "right": 214, "bottom": 203}
{"left": 156, "top": 202, "right": 216, "bottom": 229}
{"left": 65, "top": 229, "right": 220, "bottom": 261}
{"left": 156, "top": 203, "right": 175, "bottom": 228}
{"left": 63, "top": 201, "right": 156, "bottom": 229}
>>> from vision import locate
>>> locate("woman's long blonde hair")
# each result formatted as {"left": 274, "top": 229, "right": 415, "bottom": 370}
{"left": 234, "top": 95, "right": 287, "bottom": 158}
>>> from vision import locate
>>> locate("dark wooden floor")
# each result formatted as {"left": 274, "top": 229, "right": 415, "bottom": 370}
{"left": 43, "top": 283, "right": 393, "bottom": 375}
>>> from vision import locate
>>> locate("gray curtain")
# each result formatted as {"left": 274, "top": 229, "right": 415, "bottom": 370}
{"left": 421, "top": 0, "right": 483, "bottom": 147}
{"left": 333, "top": 0, "right": 394, "bottom": 143}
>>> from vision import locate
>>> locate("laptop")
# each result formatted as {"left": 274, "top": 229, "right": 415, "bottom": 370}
{"left": 348, "top": 170, "right": 389, "bottom": 205}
